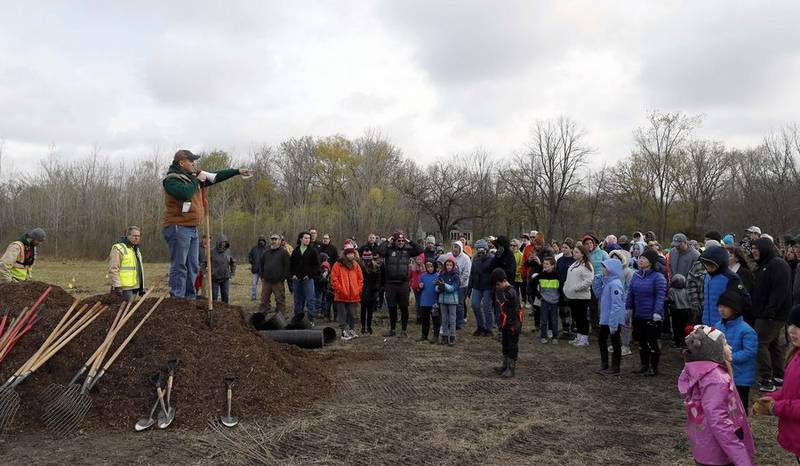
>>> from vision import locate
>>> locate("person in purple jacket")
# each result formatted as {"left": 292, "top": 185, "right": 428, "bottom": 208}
{"left": 626, "top": 248, "right": 667, "bottom": 376}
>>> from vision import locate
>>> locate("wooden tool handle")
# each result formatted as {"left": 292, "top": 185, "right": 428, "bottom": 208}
{"left": 32, "top": 305, "right": 107, "bottom": 372}
{"left": 13, "top": 299, "right": 82, "bottom": 377}
{"left": 87, "top": 303, "right": 127, "bottom": 378}
{"left": 101, "top": 295, "right": 165, "bottom": 372}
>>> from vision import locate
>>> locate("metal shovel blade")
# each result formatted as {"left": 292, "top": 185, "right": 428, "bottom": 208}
{"left": 0, "top": 388, "right": 21, "bottom": 434}
{"left": 157, "top": 406, "right": 175, "bottom": 429}
{"left": 134, "top": 416, "right": 156, "bottom": 432}
{"left": 219, "top": 414, "right": 239, "bottom": 428}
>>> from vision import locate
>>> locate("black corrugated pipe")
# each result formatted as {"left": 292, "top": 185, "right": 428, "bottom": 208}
{"left": 259, "top": 328, "right": 337, "bottom": 349}
{"left": 284, "top": 314, "right": 313, "bottom": 330}
{"left": 250, "top": 312, "right": 288, "bottom": 330}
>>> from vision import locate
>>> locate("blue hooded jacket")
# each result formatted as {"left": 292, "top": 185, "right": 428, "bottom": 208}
{"left": 701, "top": 246, "right": 748, "bottom": 325}
{"left": 715, "top": 315, "right": 758, "bottom": 387}
{"left": 419, "top": 272, "right": 440, "bottom": 307}
{"left": 626, "top": 267, "right": 667, "bottom": 320}
{"left": 592, "top": 259, "right": 626, "bottom": 333}
{"left": 438, "top": 260, "right": 461, "bottom": 305}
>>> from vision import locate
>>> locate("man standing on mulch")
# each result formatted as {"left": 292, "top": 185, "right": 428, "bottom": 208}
{"left": 161, "top": 149, "right": 250, "bottom": 299}
{"left": 0, "top": 228, "right": 46, "bottom": 283}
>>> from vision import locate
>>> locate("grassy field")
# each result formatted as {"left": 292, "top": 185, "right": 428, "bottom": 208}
{"left": 32, "top": 259, "right": 260, "bottom": 308}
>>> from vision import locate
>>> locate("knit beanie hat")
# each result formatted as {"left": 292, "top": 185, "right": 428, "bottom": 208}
{"left": 684, "top": 325, "right": 728, "bottom": 365}
{"left": 27, "top": 228, "right": 46, "bottom": 242}
{"left": 704, "top": 239, "right": 722, "bottom": 249}
{"left": 717, "top": 289, "right": 744, "bottom": 317}
{"left": 789, "top": 305, "right": 800, "bottom": 328}
{"left": 474, "top": 239, "right": 488, "bottom": 250}
{"left": 425, "top": 235, "right": 436, "bottom": 245}
{"left": 722, "top": 234, "right": 735, "bottom": 246}
{"left": 641, "top": 248, "right": 660, "bottom": 268}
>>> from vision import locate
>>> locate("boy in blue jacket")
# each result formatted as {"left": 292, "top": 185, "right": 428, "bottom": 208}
{"left": 593, "top": 259, "right": 626, "bottom": 375}
{"left": 715, "top": 289, "right": 758, "bottom": 408}
{"left": 418, "top": 259, "right": 440, "bottom": 343}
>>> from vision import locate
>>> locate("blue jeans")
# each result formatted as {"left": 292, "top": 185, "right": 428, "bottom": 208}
{"left": 162, "top": 225, "right": 199, "bottom": 299}
{"left": 540, "top": 301, "right": 559, "bottom": 339}
{"left": 251, "top": 273, "right": 260, "bottom": 299}
{"left": 293, "top": 278, "right": 317, "bottom": 322}
{"left": 456, "top": 287, "right": 468, "bottom": 329}
{"left": 471, "top": 288, "right": 494, "bottom": 332}
{"left": 440, "top": 303, "right": 458, "bottom": 337}
{"left": 212, "top": 279, "right": 230, "bottom": 304}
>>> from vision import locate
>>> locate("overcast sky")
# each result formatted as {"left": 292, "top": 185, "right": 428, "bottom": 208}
{"left": 1, "top": 1, "right": 799, "bottom": 171}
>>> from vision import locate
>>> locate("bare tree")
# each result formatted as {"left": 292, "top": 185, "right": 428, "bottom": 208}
{"left": 675, "top": 140, "right": 731, "bottom": 233}
{"left": 633, "top": 111, "right": 700, "bottom": 240}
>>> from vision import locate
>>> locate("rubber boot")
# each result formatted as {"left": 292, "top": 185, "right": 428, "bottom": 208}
{"left": 494, "top": 356, "right": 509, "bottom": 374}
{"left": 501, "top": 359, "right": 515, "bottom": 378}
{"left": 646, "top": 352, "right": 660, "bottom": 377}
{"left": 638, "top": 347, "right": 650, "bottom": 374}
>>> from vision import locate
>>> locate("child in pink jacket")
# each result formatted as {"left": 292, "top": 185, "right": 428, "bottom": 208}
{"left": 753, "top": 305, "right": 800, "bottom": 461}
{"left": 678, "top": 325, "right": 756, "bottom": 466}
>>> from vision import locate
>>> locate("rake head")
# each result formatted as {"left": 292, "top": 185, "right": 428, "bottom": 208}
{"left": 0, "top": 388, "right": 21, "bottom": 435}
{"left": 40, "top": 384, "right": 92, "bottom": 437}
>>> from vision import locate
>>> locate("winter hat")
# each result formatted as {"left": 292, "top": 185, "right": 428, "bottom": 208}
{"left": 27, "top": 228, "right": 46, "bottom": 242}
{"left": 451, "top": 240, "right": 464, "bottom": 253}
{"left": 704, "top": 239, "right": 722, "bottom": 249}
{"left": 745, "top": 226, "right": 762, "bottom": 235}
{"left": 392, "top": 229, "right": 405, "bottom": 241}
{"left": 789, "top": 305, "right": 800, "bottom": 328}
{"left": 343, "top": 242, "right": 355, "bottom": 254}
{"left": 361, "top": 250, "right": 373, "bottom": 261}
{"left": 641, "top": 248, "right": 660, "bottom": 268}
{"left": 319, "top": 253, "right": 330, "bottom": 263}
{"left": 722, "top": 234, "right": 735, "bottom": 246}
{"left": 684, "top": 325, "right": 728, "bottom": 365}
{"left": 609, "top": 249, "right": 631, "bottom": 266}
{"left": 717, "top": 289, "right": 744, "bottom": 317}
{"left": 425, "top": 235, "right": 436, "bottom": 245}
{"left": 474, "top": 239, "right": 488, "bottom": 250}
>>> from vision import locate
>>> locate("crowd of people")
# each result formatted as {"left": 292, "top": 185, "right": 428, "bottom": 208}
{"left": 1, "top": 150, "right": 797, "bottom": 464}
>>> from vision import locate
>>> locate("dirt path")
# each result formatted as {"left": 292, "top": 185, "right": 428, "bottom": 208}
{"left": 0, "top": 316, "right": 790, "bottom": 465}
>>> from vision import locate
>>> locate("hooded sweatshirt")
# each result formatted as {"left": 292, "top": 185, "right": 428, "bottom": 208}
{"left": 592, "top": 259, "right": 626, "bottom": 332}
{"left": 210, "top": 234, "right": 235, "bottom": 281}
{"left": 667, "top": 274, "right": 691, "bottom": 310}
{"left": 248, "top": 236, "right": 268, "bottom": 274}
{"left": 701, "top": 246, "right": 748, "bottom": 325}
{"left": 490, "top": 236, "right": 517, "bottom": 286}
{"left": 678, "top": 361, "right": 756, "bottom": 466}
{"left": 751, "top": 237, "right": 792, "bottom": 322}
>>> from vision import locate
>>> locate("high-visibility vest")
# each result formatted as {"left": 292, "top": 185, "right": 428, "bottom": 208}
{"left": 10, "top": 241, "right": 32, "bottom": 282}
{"left": 113, "top": 243, "right": 143, "bottom": 289}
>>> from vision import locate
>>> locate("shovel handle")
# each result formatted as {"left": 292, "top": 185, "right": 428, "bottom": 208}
{"left": 31, "top": 305, "right": 107, "bottom": 372}
{"left": 12, "top": 299, "right": 82, "bottom": 377}
{"left": 100, "top": 295, "right": 166, "bottom": 373}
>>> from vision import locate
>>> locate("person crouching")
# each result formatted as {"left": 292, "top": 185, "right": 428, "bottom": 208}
{"left": 492, "top": 268, "right": 522, "bottom": 378}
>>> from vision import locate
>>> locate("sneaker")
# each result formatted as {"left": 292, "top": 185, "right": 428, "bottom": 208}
{"left": 759, "top": 380, "right": 777, "bottom": 392}
{"left": 540, "top": 338, "right": 549, "bottom": 344}
{"left": 547, "top": 330, "right": 553, "bottom": 339}
{"left": 621, "top": 346, "right": 632, "bottom": 356}
{"left": 550, "top": 338, "right": 558, "bottom": 345}
{"left": 608, "top": 345, "right": 613, "bottom": 353}
{"left": 568, "top": 336, "right": 579, "bottom": 346}
{"left": 350, "top": 330, "right": 359, "bottom": 339}
{"left": 773, "top": 377, "right": 784, "bottom": 387}
{"left": 574, "top": 335, "right": 589, "bottom": 347}
{"left": 341, "top": 331, "right": 353, "bottom": 341}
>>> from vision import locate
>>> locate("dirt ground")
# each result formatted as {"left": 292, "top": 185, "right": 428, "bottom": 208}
{"left": 0, "top": 310, "right": 792, "bottom": 465}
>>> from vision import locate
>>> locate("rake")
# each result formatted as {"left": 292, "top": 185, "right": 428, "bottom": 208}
{"left": 0, "top": 300, "right": 103, "bottom": 434}
{"left": 41, "top": 287, "right": 166, "bottom": 436}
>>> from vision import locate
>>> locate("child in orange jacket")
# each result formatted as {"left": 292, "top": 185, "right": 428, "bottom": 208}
{"left": 331, "top": 243, "right": 364, "bottom": 341}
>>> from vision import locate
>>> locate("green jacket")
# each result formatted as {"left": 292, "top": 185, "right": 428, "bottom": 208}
{"left": 162, "top": 163, "right": 240, "bottom": 201}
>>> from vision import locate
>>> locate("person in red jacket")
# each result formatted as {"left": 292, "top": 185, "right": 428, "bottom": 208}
{"left": 331, "top": 243, "right": 364, "bottom": 341}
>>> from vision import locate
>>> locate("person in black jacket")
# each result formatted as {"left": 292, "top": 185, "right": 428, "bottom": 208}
{"left": 248, "top": 235, "right": 268, "bottom": 300}
{"left": 492, "top": 268, "right": 521, "bottom": 378}
{"left": 751, "top": 237, "right": 792, "bottom": 392}
{"left": 377, "top": 230, "right": 423, "bottom": 337}
{"left": 259, "top": 234, "right": 291, "bottom": 315}
{"left": 359, "top": 250, "right": 384, "bottom": 335}
{"left": 290, "top": 231, "right": 321, "bottom": 323}
{"left": 210, "top": 234, "right": 235, "bottom": 304}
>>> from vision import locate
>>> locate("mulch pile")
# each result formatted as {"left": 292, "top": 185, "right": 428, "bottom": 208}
{"left": 0, "top": 281, "right": 336, "bottom": 432}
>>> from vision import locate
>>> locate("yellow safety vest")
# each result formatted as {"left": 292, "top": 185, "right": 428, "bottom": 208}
{"left": 113, "top": 243, "right": 143, "bottom": 289}
{"left": 10, "top": 241, "right": 32, "bottom": 282}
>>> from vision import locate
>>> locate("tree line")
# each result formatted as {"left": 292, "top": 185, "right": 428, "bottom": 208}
{"left": 1, "top": 111, "right": 798, "bottom": 261}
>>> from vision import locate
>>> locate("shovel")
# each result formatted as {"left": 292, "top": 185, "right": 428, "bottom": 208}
{"left": 219, "top": 375, "right": 238, "bottom": 428}
{"left": 157, "top": 358, "right": 179, "bottom": 429}
{"left": 134, "top": 372, "right": 166, "bottom": 432}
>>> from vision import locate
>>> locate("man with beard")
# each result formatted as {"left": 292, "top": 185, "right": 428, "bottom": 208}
{"left": 259, "top": 233, "right": 291, "bottom": 315}
{"left": 378, "top": 230, "right": 423, "bottom": 337}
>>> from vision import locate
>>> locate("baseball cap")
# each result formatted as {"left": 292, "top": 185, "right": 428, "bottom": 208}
{"left": 745, "top": 226, "right": 761, "bottom": 235}
{"left": 270, "top": 234, "right": 280, "bottom": 240}
{"left": 671, "top": 233, "right": 688, "bottom": 247}
{"left": 173, "top": 149, "right": 201, "bottom": 162}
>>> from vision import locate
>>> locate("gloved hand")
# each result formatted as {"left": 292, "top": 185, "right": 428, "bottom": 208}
{"left": 652, "top": 313, "right": 662, "bottom": 322}
{"left": 138, "top": 290, "right": 146, "bottom": 297}
{"left": 751, "top": 397, "right": 774, "bottom": 416}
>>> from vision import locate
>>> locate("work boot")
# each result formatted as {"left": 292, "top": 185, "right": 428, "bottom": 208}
{"left": 494, "top": 356, "right": 509, "bottom": 374}
{"left": 637, "top": 348, "right": 649, "bottom": 374}
{"left": 501, "top": 359, "right": 516, "bottom": 378}
{"left": 383, "top": 329, "right": 396, "bottom": 337}
{"left": 645, "top": 353, "right": 660, "bottom": 377}
{"left": 448, "top": 335, "right": 455, "bottom": 346}
{"left": 472, "top": 328, "right": 483, "bottom": 337}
